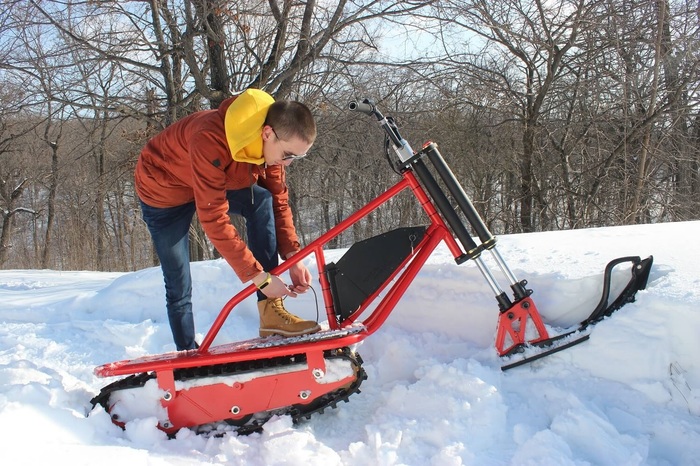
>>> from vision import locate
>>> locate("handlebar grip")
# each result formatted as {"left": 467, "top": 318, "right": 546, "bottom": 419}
{"left": 348, "top": 100, "right": 375, "bottom": 115}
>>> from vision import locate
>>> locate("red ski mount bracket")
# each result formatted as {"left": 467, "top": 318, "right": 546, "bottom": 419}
{"left": 92, "top": 99, "right": 653, "bottom": 433}
{"left": 495, "top": 296, "right": 550, "bottom": 357}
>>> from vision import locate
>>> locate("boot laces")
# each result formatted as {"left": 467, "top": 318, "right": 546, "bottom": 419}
{"left": 269, "top": 298, "right": 302, "bottom": 324}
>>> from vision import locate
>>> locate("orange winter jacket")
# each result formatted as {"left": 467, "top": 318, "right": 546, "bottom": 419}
{"left": 134, "top": 89, "right": 300, "bottom": 281}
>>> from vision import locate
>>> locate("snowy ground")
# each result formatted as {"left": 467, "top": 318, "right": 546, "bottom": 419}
{"left": 1, "top": 220, "right": 699, "bottom": 465}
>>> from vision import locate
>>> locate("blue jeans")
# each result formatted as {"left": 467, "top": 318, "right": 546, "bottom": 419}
{"left": 140, "top": 185, "right": 279, "bottom": 350}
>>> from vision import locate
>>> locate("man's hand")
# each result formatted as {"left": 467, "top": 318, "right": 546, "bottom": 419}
{"left": 286, "top": 251, "right": 312, "bottom": 296}
{"left": 251, "top": 253, "right": 312, "bottom": 298}
{"left": 253, "top": 271, "right": 291, "bottom": 298}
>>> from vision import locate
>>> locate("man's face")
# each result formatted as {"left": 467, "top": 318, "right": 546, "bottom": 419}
{"left": 262, "top": 125, "right": 312, "bottom": 166}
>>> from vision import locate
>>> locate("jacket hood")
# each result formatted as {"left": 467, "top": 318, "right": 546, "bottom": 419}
{"left": 224, "top": 89, "right": 275, "bottom": 165}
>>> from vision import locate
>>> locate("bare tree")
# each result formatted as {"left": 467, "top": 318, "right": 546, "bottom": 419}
{"left": 417, "top": 0, "right": 699, "bottom": 231}
{"left": 1, "top": 0, "right": 443, "bottom": 269}
{"left": 428, "top": 0, "right": 599, "bottom": 232}
{"left": 1, "top": 0, "right": 698, "bottom": 272}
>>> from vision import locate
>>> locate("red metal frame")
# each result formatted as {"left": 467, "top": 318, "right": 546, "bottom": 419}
{"left": 95, "top": 170, "right": 474, "bottom": 433}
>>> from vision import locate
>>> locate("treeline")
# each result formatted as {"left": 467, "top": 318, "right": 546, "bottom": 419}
{"left": 1, "top": 0, "right": 698, "bottom": 271}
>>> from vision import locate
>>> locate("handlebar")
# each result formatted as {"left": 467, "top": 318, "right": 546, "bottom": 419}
{"left": 348, "top": 100, "right": 376, "bottom": 115}
{"left": 348, "top": 98, "right": 414, "bottom": 163}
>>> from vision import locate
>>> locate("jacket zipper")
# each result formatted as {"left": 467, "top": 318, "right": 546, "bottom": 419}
{"left": 249, "top": 165, "right": 254, "bottom": 204}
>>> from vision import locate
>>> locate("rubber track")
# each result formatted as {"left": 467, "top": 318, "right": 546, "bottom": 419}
{"left": 91, "top": 347, "right": 367, "bottom": 435}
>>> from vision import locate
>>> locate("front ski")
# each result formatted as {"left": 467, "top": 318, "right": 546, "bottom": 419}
{"left": 501, "top": 331, "right": 590, "bottom": 371}
{"left": 500, "top": 255, "right": 652, "bottom": 371}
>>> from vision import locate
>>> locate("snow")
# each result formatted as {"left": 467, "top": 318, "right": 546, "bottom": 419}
{"left": 1, "top": 220, "right": 700, "bottom": 465}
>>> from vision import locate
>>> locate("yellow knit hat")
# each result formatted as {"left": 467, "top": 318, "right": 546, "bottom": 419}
{"left": 224, "top": 89, "right": 275, "bottom": 164}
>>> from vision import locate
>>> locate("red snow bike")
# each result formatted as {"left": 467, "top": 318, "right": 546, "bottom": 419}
{"left": 92, "top": 100, "right": 652, "bottom": 435}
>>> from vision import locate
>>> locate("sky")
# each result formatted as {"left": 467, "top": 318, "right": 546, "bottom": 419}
{"left": 1, "top": 220, "right": 699, "bottom": 465}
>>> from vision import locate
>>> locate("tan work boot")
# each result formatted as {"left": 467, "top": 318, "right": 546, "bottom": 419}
{"left": 258, "top": 298, "right": 321, "bottom": 337}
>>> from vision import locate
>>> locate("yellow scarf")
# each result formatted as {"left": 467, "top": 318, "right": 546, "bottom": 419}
{"left": 224, "top": 89, "right": 275, "bottom": 165}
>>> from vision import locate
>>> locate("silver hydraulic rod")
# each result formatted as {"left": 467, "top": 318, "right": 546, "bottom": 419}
{"left": 474, "top": 255, "right": 507, "bottom": 297}
{"left": 489, "top": 247, "right": 520, "bottom": 286}
{"left": 488, "top": 246, "right": 533, "bottom": 301}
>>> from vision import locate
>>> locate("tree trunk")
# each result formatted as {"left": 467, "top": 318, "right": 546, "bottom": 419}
{"left": 41, "top": 140, "right": 58, "bottom": 268}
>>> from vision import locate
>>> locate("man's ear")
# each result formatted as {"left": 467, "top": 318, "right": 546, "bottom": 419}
{"left": 262, "top": 125, "right": 273, "bottom": 141}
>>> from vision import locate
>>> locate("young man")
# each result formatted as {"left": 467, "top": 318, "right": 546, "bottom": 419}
{"left": 134, "top": 88, "right": 320, "bottom": 351}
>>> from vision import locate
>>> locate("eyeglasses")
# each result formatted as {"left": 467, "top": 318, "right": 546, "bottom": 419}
{"left": 282, "top": 153, "right": 307, "bottom": 161}
{"left": 271, "top": 127, "right": 308, "bottom": 161}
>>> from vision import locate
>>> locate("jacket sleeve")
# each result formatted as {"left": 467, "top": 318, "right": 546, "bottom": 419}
{"left": 258, "top": 165, "right": 301, "bottom": 259}
{"left": 189, "top": 130, "right": 263, "bottom": 281}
